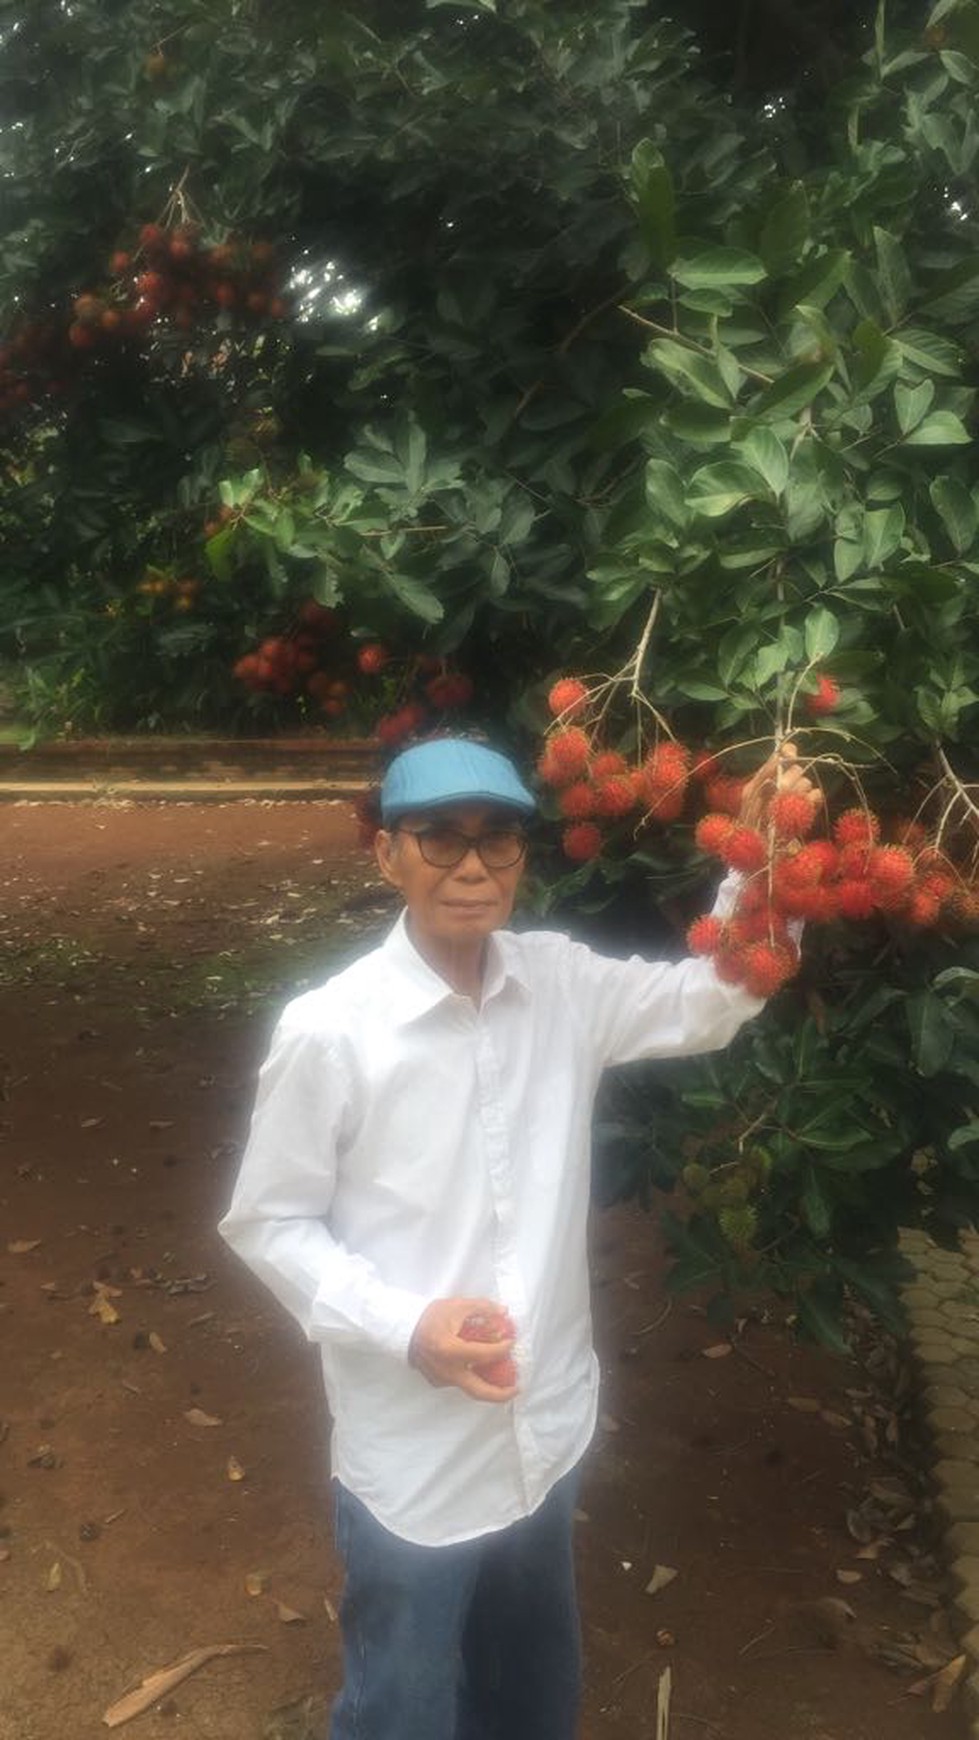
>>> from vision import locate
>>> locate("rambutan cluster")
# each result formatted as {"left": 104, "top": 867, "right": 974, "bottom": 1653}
{"left": 688, "top": 798, "right": 975, "bottom": 997}
{"left": 537, "top": 690, "right": 695, "bottom": 862}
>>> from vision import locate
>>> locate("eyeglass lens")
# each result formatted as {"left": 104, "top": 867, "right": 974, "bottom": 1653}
{"left": 408, "top": 828, "right": 526, "bottom": 868}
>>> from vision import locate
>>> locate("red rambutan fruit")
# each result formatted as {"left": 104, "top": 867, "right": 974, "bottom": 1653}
{"left": 837, "top": 879, "right": 878, "bottom": 921}
{"left": 547, "top": 677, "right": 589, "bottom": 720}
{"left": 804, "top": 674, "right": 840, "bottom": 717}
{"left": 562, "top": 821, "right": 603, "bottom": 863}
{"left": 905, "top": 890, "right": 942, "bottom": 927}
{"left": 867, "top": 846, "right": 914, "bottom": 909}
{"left": 690, "top": 751, "right": 721, "bottom": 784}
{"left": 558, "top": 781, "right": 597, "bottom": 821}
{"left": 593, "top": 773, "right": 639, "bottom": 818}
{"left": 705, "top": 776, "right": 746, "bottom": 817}
{"left": 546, "top": 726, "right": 593, "bottom": 783}
{"left": 590, "top": 751, "right": 628, "bottom": 780}
{"left": 695, "top": 813, "right": 735, "bottom": 857}
{"left": 770, "top": 790, "right": 817, "bottom": 840}
{"left": 712, "top": 949, "right": 745, "bottom": 986}
{"left": 833, "top": 807, "right": 880, "bottom": 850}
{"left": 645, "top": 741, "right": 690, "bottom": 786}
{"left": 721, "top": 827, "right": 769, "bottom": 874}
{"left": 687, "top": 915, "right": 723, "bottom": 956}
{"left": 741, "top": 942, "right": 798, "bottom": 999}
{"left": 640, "top": 779, "right": 686, "bottom": 823}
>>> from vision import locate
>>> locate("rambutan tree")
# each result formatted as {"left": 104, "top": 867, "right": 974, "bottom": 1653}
{"left": 2, "top": 0, "right": 978, "bottom": 1341}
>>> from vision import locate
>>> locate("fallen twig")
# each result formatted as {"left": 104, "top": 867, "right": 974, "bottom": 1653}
{"left": 103, "top": 1642, "right": 268, "bottom": 1728}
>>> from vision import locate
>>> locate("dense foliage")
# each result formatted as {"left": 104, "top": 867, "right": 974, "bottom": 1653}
{"left": 2, "top": 0, "right": 978, "bottom": 1341}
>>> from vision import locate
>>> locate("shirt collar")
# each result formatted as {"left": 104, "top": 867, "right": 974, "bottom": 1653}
{"left": 381, "top": 909, "right": 531, "bottom": 1024}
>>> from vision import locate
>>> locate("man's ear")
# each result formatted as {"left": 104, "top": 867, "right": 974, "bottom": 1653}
{"left": 374, "top": 828, "right": 403, "bottom": 891}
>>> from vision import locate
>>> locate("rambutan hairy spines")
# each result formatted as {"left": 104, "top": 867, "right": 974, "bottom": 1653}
{"left": 712, "top": 949, "right": 745, "bottom": 986}
{"left": 695, "top": 813, "right": 736, "bottom": 857}
{"left": 837, "top": 879, "right": 878, "bottom": 921}
{"left": 645, "top": 741, "right": 690, "bottom": 785}
{"left": 905, "top": 890, "right": 942, "bottom": 927}
{"left": 590, "top": 750, "right": 628, "bottom": 781}
{"left": 593, "top": 774, "right": 638, "bottom": 819}
{"left": 740, "top": 942, "right": 798, "bottom": 999}
{"left": 545, "top": 726, "right": 592, "bottom": 783}
{"left": 547, "top": 677, "right": 589, "bottom": 720}
{"left": 704, "top": 776, "right": 746, "bottom": 817}
{"left": 640, "top": 779, "right": 686, "bottom": 823}
{"left": 721, "top": 826, "right": 769, "bottom": 874}
{"left": 804, "top": 673, "right": 840, "bottom": 717}
{"left": 867, "top": 845, "right": 914, "bottom": 889}
{"left": 687, "top": 915, "right": 723, "bottom": 956}
{"left": 833, "top": 807, "right": 881, "bottom": 850}
{"left": 558, "top": 780, "right": 597, "bottom": 821}
{"left": 562, "top": 821, "right": 603, "bottom": 863}
{"left": 770, "top": 790, "right": 816, "bottom": 840}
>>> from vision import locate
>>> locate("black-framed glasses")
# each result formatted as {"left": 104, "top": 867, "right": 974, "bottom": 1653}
{"left": 397, "top": 825, "right": 528, "bottom": 869}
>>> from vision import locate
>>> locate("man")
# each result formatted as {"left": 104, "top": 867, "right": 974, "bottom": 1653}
{"left": 219, "top": 734, "right": 816, "bottom": 1740}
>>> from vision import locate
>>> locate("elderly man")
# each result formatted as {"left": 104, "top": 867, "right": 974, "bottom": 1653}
{"left": 219, "top": 734, "right": 815, "bottom": 1740}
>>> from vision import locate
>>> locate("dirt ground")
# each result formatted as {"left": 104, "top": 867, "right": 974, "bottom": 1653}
{"left": 0, "top": 798, "right": 967, "bottom": 1740}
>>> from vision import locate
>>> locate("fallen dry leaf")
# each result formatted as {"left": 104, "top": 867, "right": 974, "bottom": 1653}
{"left": 645, "top": 1564, "right": 678, "bottom": 1597}
{"left": 932, "top": 1652, "right": 967, "bottom": 1712}
{"left": 821, "top": 1411, "right": 851, "bottom": 1428}
{"left": 702, "top": 1343, "right": 733, "bottom": 1359}
{"left": 227, "top": 1456, "right": 245, "bottom": 1482}
{"left": 184, "top": 1408, "right": 222, "bottom": 1429}
{"left": 46, "top": 1561, "right": 62, "bottom": 1592}
{"left": 0, "top": 1546, "right": 10, "bottom": 1564}
{"left": 245, "top": 1570, "right": 269, "bottom": 1597}
{"left": 787, "top": 1396, "right": 821, "bottom": 1413}
{"left": 8, "top": 1238, "right": 42, "bottom": 1254}
{"left": 836, "top": 1569, "right": 863, "bottom": 1585}
{"left": 102, "top": 1643, "right": 268, "bottom": 1728}
{"left": 276, "top": 1601, "right": 306, "bottom": 1625}
{"left": 89, "top": 1294, "right": 120, "bottom": 1326}
{"left": 79, "top": 1117, "right": 103, "bottom": 1129}
{"left": 148, "top": 1332, "right": 167, "bottom": 1354}
{"left": 323, "top": 1598, "right": 338, "bottom": 1624}
{"left": 656, "top": 1628, "right": 676, "bottom": 1647}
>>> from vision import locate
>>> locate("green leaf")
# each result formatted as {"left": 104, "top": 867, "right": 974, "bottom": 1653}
{"left": 930, "top": 476, "right": 978, "bottom": 552}
{"left": 949, "top": 1123, "right": 979, "bottom": 1153}
{"left": 760, "top": 182, "right": 810, "bottom": 276}
{"left": 779, "top": 248, "right": 850, "bottom": 314}
{"left": 383, "top": 570, "right": 444, "bottom": 623}
{"left": 671, "top": 248, "right": 767, "bottom": 289}
{"left": 873, "top": 226, "right": 912, "bottom": 323}
{"left": 753, "top": 359, "right": 834, "bottom": 419}
{"left": 906, "top": 991, "right": 956, "bottom": 1077}
{"left": 644, "top": 459, "right": 689, "bottom": 529}
{"left": 802, "top": 1168, "right": 832, "bottom": 1239}
{"left": 862, "top": 504, "right": 905, "bottom": 569}
{"left": 644, "top": 339, "right": 734, "bottom": 408}
{"left": 687, "top": 462, "right": 763, "bottom": 517}
{"left": 630, "top": 141, "right": 676, "bottom": 269}
{"left": 897, "top": 327, "right": 962, "bottom": 377}
{"left": 737, "top": 427, "right": 789, "bottom": 496}
{"left": 903, "top": 411, "right": 972, "bottom": 444}
{"left": 894, "top": 379, "right": 935, "bottom": 434}
{"left": 803, "top": 607, "right": 840, "bottom": 663}
{"left": 796, "top": 1290, "right": 851, "bottom": 1356}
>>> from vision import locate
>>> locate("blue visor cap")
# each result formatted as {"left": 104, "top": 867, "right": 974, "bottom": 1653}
{"left": 380, "top": 738, "right": 536, "bottom": 824}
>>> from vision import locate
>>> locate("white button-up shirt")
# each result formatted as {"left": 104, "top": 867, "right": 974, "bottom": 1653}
{"left": 219, "top": 880, "right": 763, "bottom": 1547}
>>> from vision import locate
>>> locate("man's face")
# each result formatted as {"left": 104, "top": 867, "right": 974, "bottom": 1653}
{"left": 374, "top": 802, "right": 527, "bottom": 951}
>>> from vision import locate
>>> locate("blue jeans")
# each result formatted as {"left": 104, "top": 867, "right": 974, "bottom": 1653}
{"left": 330, "top": 1466, "right": 582, "bottom": 1740}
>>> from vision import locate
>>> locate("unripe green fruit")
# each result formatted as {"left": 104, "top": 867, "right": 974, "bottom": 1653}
{"left": 718, "top": 1205, "right": 759, "bottom": 1252}
{"left": 681, "top": 1162, "right": 710, "bottom": 1195}
{"left": 718, "top": 1173, "right": 750, "bottom": 1207}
